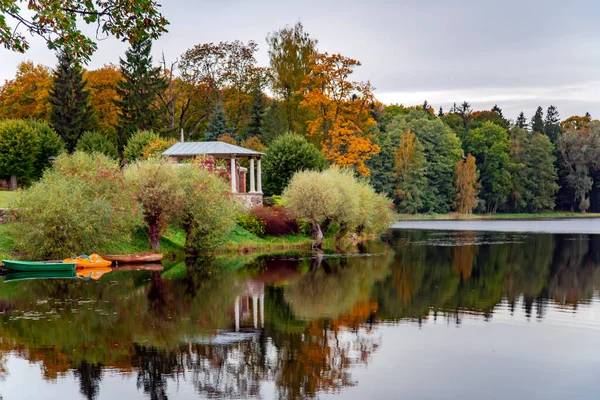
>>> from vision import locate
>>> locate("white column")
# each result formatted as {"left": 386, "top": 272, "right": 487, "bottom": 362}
{"left": 249, "top": 158, "right": 256, "bottom": 193}
{"left": 230, "top": 157, "right": 237, "bottom": 193}
{"left": 253, "top": 296, "right": 258, "bottom": 329}
{"left": 234, "top": 296, "right": 240, "bottom": 332}
{"left": 257, "top": 158, "right": 262, "bottom": 193}
{"left": 260, "top": 294, "right": 264, "bottom": 328}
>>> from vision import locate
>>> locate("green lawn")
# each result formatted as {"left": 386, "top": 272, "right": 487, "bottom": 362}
{"left": 396, "top": 212, "right": 600, "bottom": 221}
{"left": 0, "top": 191, "right": 15, "bottom": 208}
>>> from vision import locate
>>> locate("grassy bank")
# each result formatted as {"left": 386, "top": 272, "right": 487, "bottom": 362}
{"left": 396, "top": 212, "right": 600, "bottom": 221}
{"left": 0, "top": 191, "right": 15, "bottom": 208}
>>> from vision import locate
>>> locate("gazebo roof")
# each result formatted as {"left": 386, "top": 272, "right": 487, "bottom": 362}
{"left": 162, "top": 141, "right": 265, "bottom": 157}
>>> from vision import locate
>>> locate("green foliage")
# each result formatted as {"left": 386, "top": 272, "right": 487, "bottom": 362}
{"left": 123, "top": 130, "right": 160, "bottom": 163}
{"left": 462, "top": 122, "right": 511, "bottom": 213}
{"left": 27, "top": 119, "right": 66, "bottom": 179}
{"left": 115, "top": 39, "right": 166, "bottom": 150}
{"left": 530, "top": 106, "right": 544, "bottom": 133}
{"left": 243, "top": 84, "right": 265, "bottom": 141}
{"left": 0, "top": 119, "right": 39, "bottom": 188}
{"left": 76, "top": 131, "right": 118, "bottom": 159}
{"left": 509, "top": 128, "right": 558, "bottom": 212}
{"left": 263, "top": 132, "right": 328, "bottom": 195}
{"left": 236, "top": 213, "right": 266, "bottom": 238}
{"left": 366, "top": 131, "right": 396, "bottom": 198}
{"left": 260, "top": 101, "right": 287, "bottom": 145}
{"left": 204, "top": 103, "right": 229, "bottom": 141}
{"left": 544, "top": 105, "right": 561, "bottom": 144}
{"left": 516, "top": 112, "right": 527, "bottom": 129}
{"left": 177, "top": 164, "right": 240, "bottom": 254}
{"left": 49, "top": 52, "right": 95, "bottom": 152}
{"left": 394, "top": 130, "right": 428, "bottom": 214}
{"left": 8, "top": 152, "right": 137, "bottom": 258}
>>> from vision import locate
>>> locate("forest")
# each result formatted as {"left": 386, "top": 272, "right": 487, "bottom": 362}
{"left": 1, "top": 21, "right": 599, "bottom": 214}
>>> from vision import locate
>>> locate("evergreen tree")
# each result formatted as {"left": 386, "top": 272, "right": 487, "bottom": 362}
{"left": 243, "top": 84, "right": 265, "bottom": 141}
{"left": 115, "top": 39, "right": 166, "bottom": 150}
{"left": 49, "top": 52, "right": 94, "bottom": 152}
{"left": 544, "top": 105, "right": 561, "bottom": 144}
{"left": 585, "top": 111, "right": 592, "bottom": 120}
{"left": 260, "top": 101, "right": 287, "bottom": 145}
{"left": 516, "top": 112, "right": 527, "bottom": 129}
{"left": 491, "top": 104, "right": 504, "bottom": 119}
{"left": 530, "top": 106, "right": 544, "bottom": 133}
{"left": 438, "top": 107, "right": 443, "bottom": 117}
{"left": 204, "top": 103, "right": 229, "bottom": 141}
{"left": 366, "top": 131, "right": 395, "bottom": 198}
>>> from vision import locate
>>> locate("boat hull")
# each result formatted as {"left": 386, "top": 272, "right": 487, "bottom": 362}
{"left": 3, "top": 271, "right": 76, "bottom": 282}
{"left": 1, "top": 260, "right": 76, "bottom": 272}
{"left": 100, "top": 254, "right": 163, "bottom": 263}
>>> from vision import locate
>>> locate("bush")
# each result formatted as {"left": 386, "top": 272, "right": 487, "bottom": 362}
{"left": 177, "top": 162, "right": 241, "bottom": 254}
{"left": 0, "top": 119, "right": 40, "bottom": 189}
{"left": 251, "top": 206, "right": 298, "bottom": 236}
{"left": 236, "top": 212, "right": 265, "bottom": 237}
{"left": 141, "top": 137, "right": 177, "bottom": 160}
{"left": 76, "top": 131, "right": 118, "bottom": 159}
{"left": 8, "top": 152, "right": 137, "bottom": 258}
{"left": 123, "top": 130, "right": 159, "bottom": 163}
{"left": 28, "top": 120, "right": 65, "bottom": 179}
{"left": 263, "top": 133, "right": 328, "bottom": 195}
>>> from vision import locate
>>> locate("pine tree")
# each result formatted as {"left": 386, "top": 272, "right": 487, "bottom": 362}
{"left": 366, "top": 132, "right": 395, "bottom": 197}
{"left": 260, "top": 101, "right": 287, "bottom": 145}
{"left": 49, "top": 52, "right": 94, "bottom": 152}
{"left": 438, "top": 107, "right": 443, "bottom": 117}
{"left": 204, "top": 103, "right": 229, "bottom": 141}
{"left": 516, "top": 112, "right": 527, "bottom": 129}
{"left": 491, "top": 104, "right": 504, "bottom": 119}
{"left": 530, "top": 106, "right": 544, "bottom": 133}
{"left": 243, "top": 84, "right": 265, "bottom": 141}
{"left": 544, "top": 105, "right": 561, "bottom": 144}
{"left": 115, "top": 39, "right": 166, "bottom": 150}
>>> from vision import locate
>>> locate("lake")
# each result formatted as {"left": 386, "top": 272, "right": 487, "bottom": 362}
{"left": 0, "top": 225, "right": 599, "bottom": 399}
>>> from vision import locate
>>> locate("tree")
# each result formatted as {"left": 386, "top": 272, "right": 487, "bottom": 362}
{"left": 516, "top": 112, "right": 527, "bottom": 129}
{"left": 394, "top": 131, "right": 427, "bottom": 213}
{"left": 509, "top": 127, "right": 558, "bottom": 212}
{"left": 260, "top": 101, "right": 287, "bottom": 145}
{"left": 49, "top": 52, "right": 95, "bottom": 152}
{"left": 491, "top": 104, "right": 504, "bottom": 119}
{"left": 454, "top": 154, "right": 479, "bottom": 214}
{"left": 462, "top": 122, "right": 511, "bottom": 213}
{"left": 0, "top": 119, "right": 40, "bottom": 189}
{"left": 115, "top": 39, "right": 166, "bottom": 150}
{"left": 267, "top": 22, "right": 318, "bottom": 133}
{"left": 123, "top": 130, "right": 160, "bottom": 163}
{"left": 204, "top": 103, "right": 229, "bottom": 141}
{"left": 455, "top": 101, "right": 472, "bottom": 129}
{"left": 263, "top": 133, "right": 328, "bottom": 195}
{"left": 366, "top": 131, "right": 395, "bottom": 198}
{"left": 438, "top": 107, "right": 443, "bottom": 117}
{"left": 0, "top": 61, "right": 52, "bottom": 120}
{"left": 0, "top": 0, "right": 168, "bottom": 61}
{"left": 27, "top": 120, "right": 66, "bottom": 179}
{"left": 557, "top": 123, "right": 600, "bottom": 212}
{"left": 300, "top": 52, "right": 380, "bottom": 176}
{"left": 544, "top": 105, "right": 561, "bottom": 143}
{"left": 85, "top": 64, "right": 121, "bottom": 140}
{"left": 530, "top": 106, "right": 544, "bottom": 133}
{"left": 76, "top": 131, "right": 119, "bottom": 159}
{"left": 243, "top": 83, "right": 264, "bottom": 140}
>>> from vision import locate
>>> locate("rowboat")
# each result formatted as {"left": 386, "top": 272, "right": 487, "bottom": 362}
{"left": 100, "top": 253, "right": 163, "bottom": 263}
{"left": 64, "top": 254, "right": 112, "bottom": 268}
{"left": 3, "top": 270, "right": 76, "bottom": 282}
{"left": 1, "top": 260, "right": 76, "bottom": 272}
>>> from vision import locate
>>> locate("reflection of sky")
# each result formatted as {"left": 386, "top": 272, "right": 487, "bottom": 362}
{"left": 1, "top": 297, "right": 599, "bottom": 399}
{"left": 393, "top": 219, "right": 600, "bottom": 235}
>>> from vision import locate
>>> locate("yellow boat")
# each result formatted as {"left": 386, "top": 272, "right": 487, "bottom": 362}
{"left": 64, "top": 254, "right": 112, "bottom": 268}
{"left": 76, "top": 266, "right": 112, "bottom": 280}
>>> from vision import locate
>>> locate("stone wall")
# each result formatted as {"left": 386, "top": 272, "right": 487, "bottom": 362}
{"left": 235, "top": 193, "right": 263, "bottom": 210}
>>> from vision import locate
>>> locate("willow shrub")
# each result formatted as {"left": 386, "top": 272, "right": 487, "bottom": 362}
{"left": 8, "top": 152, "right": 137, "bottom": 259}
{"left": 177, "top": 163, "right": 241, "bottom": 254}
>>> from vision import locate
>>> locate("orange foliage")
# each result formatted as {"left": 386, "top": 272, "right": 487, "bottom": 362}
{"left": 0, "top": 61, "right": 52, "bottom": 120}
{"left": 560, "top": 115, "right": 592, "bottom": 131}
{"left": 217, "top": 134, "right": 237, "bottom": 144}
{"left": 299, "top": 53, "right": 379, "bottom": 176}
{"left": 452, "top": 232, "right": 476, "bottom": 280}
{"left": 84, "top": 64, "right": 122, "bottom": 139}
{"left": 240, "top": 136, "right": 265, "bottom": 153}
{"left": 454, "top": 154, "right": 480, "bottom": 214}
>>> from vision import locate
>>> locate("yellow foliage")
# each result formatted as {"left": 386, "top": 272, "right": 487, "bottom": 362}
{"left": 0, "top": 61, "right": 52, "bottom": 120}
{"left": 454, "top": 154, "right": 480, "bottom": 214}
{"left": 141, "top": 137, "right": 178, "bottom": 160}
{"left": 84, "top": 64, "right": 122, "bottom": 138}
{"left": 217, "top": 134, "right": 236, "bottom": 145}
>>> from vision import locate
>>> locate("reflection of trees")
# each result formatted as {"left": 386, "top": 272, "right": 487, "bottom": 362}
{"left": 132, "top": 345, "right": 179, "bottom": 400}
{"left": 73, "top": 361, "right": 103, "bottom": 400}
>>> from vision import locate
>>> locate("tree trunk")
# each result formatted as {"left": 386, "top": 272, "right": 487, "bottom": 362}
{"left": 333, "top": 223, "right": 348, "bottom": 244}
{"left": 8, "top": 175, "right": 17, "bottom": 191}
{"left": 179, "top": 127, "right": 185, "bottom": 143}
{"left": 310, "top": 220, "right": 324, "bottom": 249}
{"left": 146, "top": 214, "right": 162, "bottom": 250}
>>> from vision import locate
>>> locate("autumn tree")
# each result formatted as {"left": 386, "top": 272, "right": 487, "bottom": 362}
{"left": 0, "top": 61, "right": 52, "bottom": 120}
{"left": 49, "top": 52, "right": 95, "bottom": 152}
{"left": 85, "top": 64, "right": 121, "bottom": 140}
{"left": 300, "top": 53, "right": 380, "bottom": 175}
{"left": 530, "top": 106, "right": 544, "bottom": 133}
{"left": 115, "top": 39, "right": 166, "bottom": 150}
{"left": 267, "top": 22, "right": 318, "bottom": 133}
{"left": 394, "top": 131, "right": 427, "bottom": 213}
{"left": 454, "top": 154, "right": 479, "bottom": 214}
{"left": 0, "top": 0, "right": 168, "bottom": 61}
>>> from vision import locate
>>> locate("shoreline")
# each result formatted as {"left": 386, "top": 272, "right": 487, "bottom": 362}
{"left": 396, "top": 212, "right": 600, "bottom": 221}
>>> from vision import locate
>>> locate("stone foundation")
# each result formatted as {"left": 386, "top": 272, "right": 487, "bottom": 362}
{"left": 235, "top": 193, "right": 263, "bottom": 210}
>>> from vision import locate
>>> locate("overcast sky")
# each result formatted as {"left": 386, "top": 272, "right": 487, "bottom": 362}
{"left": 1, "top": 0, "right": 599, "bottom": 121}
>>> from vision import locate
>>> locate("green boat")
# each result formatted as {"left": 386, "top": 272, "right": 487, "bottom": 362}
{"left": 3, "top": 270, "right": 76, "bottom": 282}
{"left": 1, "top": 260, "right": 76, "bottom": 272}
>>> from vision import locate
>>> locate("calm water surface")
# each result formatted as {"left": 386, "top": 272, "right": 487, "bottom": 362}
{"left": 0, "top": 228, "right": 599, "bottom": 399}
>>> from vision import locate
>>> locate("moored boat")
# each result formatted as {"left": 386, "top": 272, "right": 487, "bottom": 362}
{"left": 3, "top": 270, "right": 76, "bottom": 282}
{"left": 1, "top": 260, "right": 76, "bottom": 272}
{"left": 64, "top": 254, "right": 112, "bottom": 268}
{"left": 100, "top": 253, "right": 163, "bottom": 263}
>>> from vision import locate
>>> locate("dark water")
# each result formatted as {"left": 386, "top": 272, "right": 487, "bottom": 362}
{"left": 0, "top": 229, "right": 599, "bottom": 400}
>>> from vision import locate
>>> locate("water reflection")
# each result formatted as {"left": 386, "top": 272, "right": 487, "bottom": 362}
{"left": 0, "top": 231, "right": 598, "bottom": 399}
